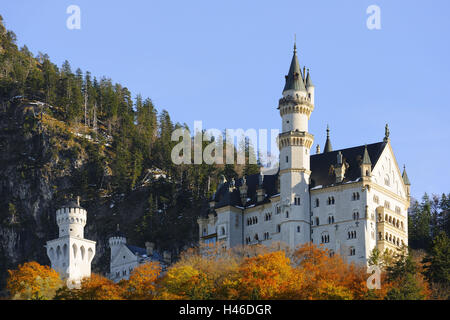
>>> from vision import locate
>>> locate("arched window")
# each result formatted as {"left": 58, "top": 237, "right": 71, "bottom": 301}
{"left": 297, "top": 226, "right": 301, "bottom": 233}
{"left": 286, "top": 211, "right": 289, "bottom": 218}
{"left": 315, "top": 217, "right": 320, "bottom": 226}
{"left": 315, "top": 198, "right": 320, "bottom": 207}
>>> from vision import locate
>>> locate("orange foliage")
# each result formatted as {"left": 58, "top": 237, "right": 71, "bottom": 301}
{"left": 122, "top": 262, "right": 161, "bottom": 300}
{"left": 55, "top": 274, "right": 124, "bottom": 300}
{"left": 237, "top": 251, "right": 303, "bottom": 299}
{"left": 293, "top": 243, "right": 370, "bottom": 299}
{"left": 6, "top": 261, "right": 63, "bottom": 300}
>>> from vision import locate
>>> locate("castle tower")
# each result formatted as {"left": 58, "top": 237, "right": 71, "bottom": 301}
{"left": 109, "top": 224, "right": 127, "bottom": 261}
{"left": 45, "top": 197, "right": 96, "bottom": 288}
{"left": 278, "top": 44, "right": 314, "bottom": 247}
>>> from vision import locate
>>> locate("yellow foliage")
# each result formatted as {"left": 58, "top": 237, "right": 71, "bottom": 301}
{"left": 6, "top": 261, "right": 63, "bottom": 300}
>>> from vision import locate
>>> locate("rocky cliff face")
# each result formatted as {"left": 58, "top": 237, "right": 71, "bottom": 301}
{"left": 0, "top": 101, "right": 193, "bottom": 292}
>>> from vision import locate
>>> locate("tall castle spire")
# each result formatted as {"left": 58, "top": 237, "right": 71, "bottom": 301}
{"left": 283, "top": 43, "right": 306, "bottom": 93}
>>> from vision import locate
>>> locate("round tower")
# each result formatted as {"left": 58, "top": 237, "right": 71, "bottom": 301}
{"left": 56, "top": 197, "right": 87, "bottom": 238}
{"left": 278, "top": 43, "right": 314, "bottom": 248}
{"left": 45, "top": 196, "right": 96, "bottom": 288}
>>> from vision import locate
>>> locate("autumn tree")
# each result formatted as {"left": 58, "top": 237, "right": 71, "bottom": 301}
{"left": 6, "top": 261, "right": 63, "bottom": 300}
{"left": 237, "top": 251, "right": 302, "bottom": 300}
{"left": 122, "top": 262, "right": 161, "bottom": 300}
{"left": 158, "top": 243, "right": 241, "bottom": 300}
{"left": 54, "top": 274, "right": 124, "bottom": 300}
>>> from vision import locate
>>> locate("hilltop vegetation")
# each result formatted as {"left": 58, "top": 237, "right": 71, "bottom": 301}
{"left": 0, "top": 15, "right": 259, "bottom": 292}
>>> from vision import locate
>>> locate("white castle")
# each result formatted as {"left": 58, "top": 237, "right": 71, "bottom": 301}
{"left": 198, "top": 44, "right": 411, "bottom": 265}
{"left": 45, "top": 197, "right": 96, "bottom": 287}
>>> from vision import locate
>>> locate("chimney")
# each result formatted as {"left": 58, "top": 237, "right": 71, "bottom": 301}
{"left": 145, "top": 242, "right": 155, "bottom": 256}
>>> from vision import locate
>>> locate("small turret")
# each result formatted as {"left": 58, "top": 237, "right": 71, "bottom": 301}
{"left": 402, "top": 165, "right": 411, "bottom": 200}
{"left": 316, "top": 144, "right": 321, "bottom": 154}
{"left": 361, "top": 145, "right": 372, "bottom": 178}
{"left": 305, "top": 68, "right": 315, "bottom": 104}
{"left": 323, "top": 125, "right": 333, "bottom": 153}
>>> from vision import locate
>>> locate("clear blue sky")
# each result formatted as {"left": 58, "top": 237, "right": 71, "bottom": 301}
{"left": 2, "top": 0, "right": 449, "bottom": 200}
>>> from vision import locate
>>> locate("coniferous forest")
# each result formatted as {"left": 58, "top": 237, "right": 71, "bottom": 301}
{"left": 0, "top": 15, "right": 448, "bottom": 299}
{"left": 0, "top": 15, "right": 259, "bottom": 292}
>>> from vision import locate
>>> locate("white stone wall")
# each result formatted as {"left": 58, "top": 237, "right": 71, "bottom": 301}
{"left": 109, "top": 245, "right": 138, "bottom": 282}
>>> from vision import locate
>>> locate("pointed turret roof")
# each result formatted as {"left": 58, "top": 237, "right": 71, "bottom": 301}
{"left": 323, "top": 125, "right": 333, "bottom": 153}
{"left": 402, "top": 165, "right": 411, "bottom": 185}
{"left": 283, "top": 43, "right": 306, "bottom": 93}
{"left": 305, "top": 68, "right": 313, "bottom": 88}
{"left": 362, "top": 145, "right": 372, "bottom": 165}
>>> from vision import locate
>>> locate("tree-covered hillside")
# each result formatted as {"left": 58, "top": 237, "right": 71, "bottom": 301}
{"left": 0, "top": 15, "right": 260, "bottom": 292}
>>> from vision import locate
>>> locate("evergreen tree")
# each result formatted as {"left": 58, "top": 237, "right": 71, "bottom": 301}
{"left": 422, "top": 232, "right": 450, "bottom": 286}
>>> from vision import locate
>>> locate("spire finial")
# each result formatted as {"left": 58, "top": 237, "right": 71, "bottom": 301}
{"left": 323, "top": 125, "right": 333, "bottom": 153}
{"left": 384, "top": 123, "right": 390, "bottom": 142}
{"left": 294, "top": 33, "right": 297, "bottom": 52}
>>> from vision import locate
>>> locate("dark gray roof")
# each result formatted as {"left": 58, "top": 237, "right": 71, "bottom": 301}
{"left": 283, "top": 44, "right": 306, "bottom": 93}
{"left": 126, "top": 244, "right": 164, "bottom": 261}
{"left": 206, "top": 141, "right": 386, "bottom": 213}
{"left": 310, "top": 142, "right": 386, "bottom": 188}
{"left": 305, "top": 69, "right": 313, "bottom": 88}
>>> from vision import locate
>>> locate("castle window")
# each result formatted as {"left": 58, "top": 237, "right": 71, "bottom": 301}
{"left": 286, "top": 211, "right": 289, "bottom": 218}
{"left": 328, "top": 216, "right": 335, "bottom": 224}
{"left": 384, "top": 201, "right": 390, "bottom": 210}
{"left": 327, "top": 197, "right": 335, "bottom": 205}
{"left": 329, "top": 250, "right": 335, "bottom": 257}
{"left": 294, "top": 197, "right": 301, "bottom": 206}
{"left": 395, "top": 206, "right": 401, "bottom": 214}
{"left": 353, "top": 211, "right": 360, "bottom": 220}
{"left": 321, "top": 232, "right": 330, "bottom": 243}
{"left": 297, "top": 226, "right": 301, "bottom": 233}
{"left": 315, "top": 217, "right": 320, "bottom": 226}
{"left": 349, "top": 247, "right": 356, "bottom": 256}
{"left": 286, "top": 156, "right": 289, "bottom": 163}
{"left": 277, "top": 225, "right": 281, "bottom": 233}
{"left": 373, "top": 195, "right": 379, "bottom": 204}
{"left": 254, "top": 234, "right": 259, "bottom": 241}
{"left": 276, "top": 206, "right": 281, "bottom": 214}
{"left": 264, "top": 232, "right": 270, "bottom": 240}
{"left": 315, "top": 198, "right": 320, "bottom": 207}
{"left": 348, "top": 230, "right": 356, "bottom": 239}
